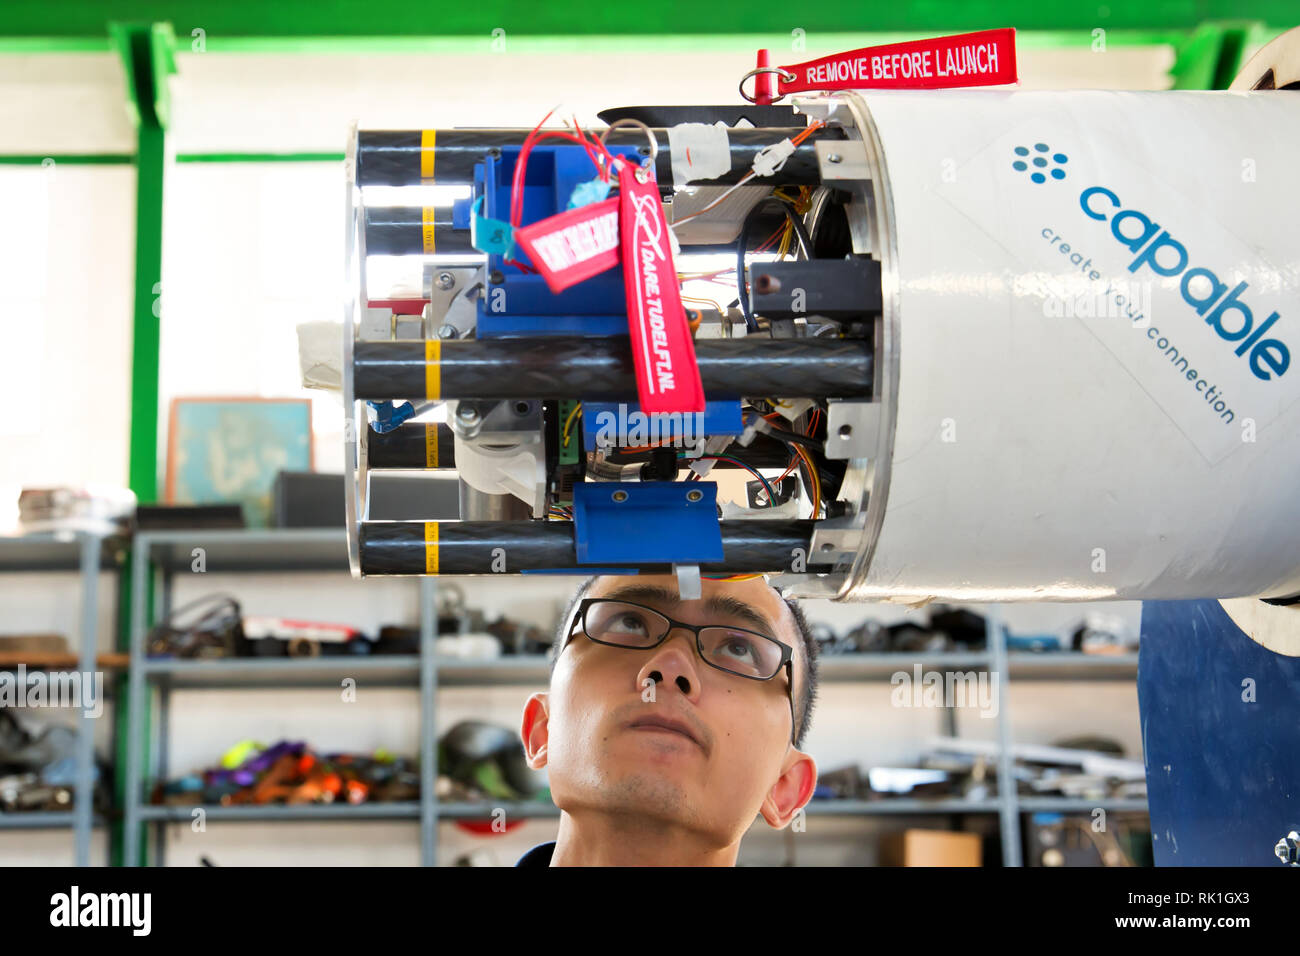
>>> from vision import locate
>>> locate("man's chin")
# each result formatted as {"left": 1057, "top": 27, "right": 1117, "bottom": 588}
{"left": 579, "top": 769, "right": 695, "bottom": 820}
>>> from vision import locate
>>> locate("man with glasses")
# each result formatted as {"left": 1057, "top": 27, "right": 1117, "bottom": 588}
{"left": 515, "top": 573, "right": 820, "bottom": 866}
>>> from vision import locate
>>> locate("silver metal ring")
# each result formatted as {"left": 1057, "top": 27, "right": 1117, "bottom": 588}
{"left": 738, "top": 66, "right": 797, "bottom": 104}
{"left": 599, "top": 118, "right": 659, "bottom": 168}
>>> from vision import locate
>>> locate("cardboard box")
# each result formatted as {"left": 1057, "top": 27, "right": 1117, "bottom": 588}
{"left": 880, "top": 829, "right": 982, "bottom": 867}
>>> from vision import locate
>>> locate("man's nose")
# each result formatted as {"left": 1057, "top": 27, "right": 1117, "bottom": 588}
{"left": 637, "top": 628, "right": 702, "bottom": 698}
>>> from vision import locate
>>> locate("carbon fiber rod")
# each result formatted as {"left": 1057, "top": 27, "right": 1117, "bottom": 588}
{"left": 353, "top": 336, "right": 873, "bottom": 401}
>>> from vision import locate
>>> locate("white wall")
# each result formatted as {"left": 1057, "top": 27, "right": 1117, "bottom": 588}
{"left": 0, "top": 55, "right": 136, "bottom": 501}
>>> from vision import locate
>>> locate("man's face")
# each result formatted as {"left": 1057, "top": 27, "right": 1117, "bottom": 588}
{"left": 521, "top": 574, "right": 817, "bottom": 846}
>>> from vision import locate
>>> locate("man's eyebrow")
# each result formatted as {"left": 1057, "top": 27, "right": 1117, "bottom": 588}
{"left": 597, "top": 584, "right": 778, "bottom": 636}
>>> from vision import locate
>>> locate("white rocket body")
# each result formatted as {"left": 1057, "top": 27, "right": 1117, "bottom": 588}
{"left": 833, "top": 90, "right": 1300, "bottom": 602}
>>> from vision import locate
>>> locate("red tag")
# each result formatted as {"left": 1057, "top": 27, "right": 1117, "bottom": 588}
{"left": 512, "top": 196, "right": 621, "bottom": 294}
{"left": 775, "top": 28, "right": 1016, "bottom": 94}
{"left": 617, "top": 160, "right": 705, "bottom": 415}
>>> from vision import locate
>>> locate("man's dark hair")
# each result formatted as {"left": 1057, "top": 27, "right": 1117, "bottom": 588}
{"left": 549, "top": 575, "right": 820, "bottom": 750}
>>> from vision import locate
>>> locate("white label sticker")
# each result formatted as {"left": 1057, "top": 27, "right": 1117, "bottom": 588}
{"left": 942, "top": 116, "right": 1300, "bottom": 465}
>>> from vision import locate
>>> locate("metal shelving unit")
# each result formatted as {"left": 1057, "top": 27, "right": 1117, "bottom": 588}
{"left": 121, "top": 529, "right": 1146, "bottom": 867}
{"left": 141, "top": 655, "right": 422, "bottom": 689}
{"left": 123, "top": 529, "right": 437, "bottom": 865}
{"left": 0, "top": 532, "right": 118, "bottom": 865}
{"left": 137, "top": 802, "right": 421, "bottom": 822}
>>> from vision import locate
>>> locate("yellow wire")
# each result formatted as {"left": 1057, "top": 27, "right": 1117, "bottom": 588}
{"left": 778, "top": 222, "right": 793, "bottom": 258}
{"left": 562, "top": 402, "right": 582, "bottom": 448}
{"left": 680, "top": 295, "right": 720, "bottom": 308}
{"left": 794, "top": 444, "right": 821, "bottom": 518}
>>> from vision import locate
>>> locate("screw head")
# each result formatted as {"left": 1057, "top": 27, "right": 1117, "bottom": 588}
{"left": 827, "top": 153, "right": 842, "bottom": 164}
{"left": 612, "top": 490, "right": 629, "bottom": 503}
{"left": 438, "top": 324, "right": 457, "bottom": 339}
{"left": 489, "top": 270, "right": 504, "bottom": 285}
{"left": 686, "top": 489, "right": 703, "bottom": 502}
{"left": 436, "top": 272, "right": 455, "bottom": 291}
{"left": 456, "top": 403, "right": 480, "bottom": 423}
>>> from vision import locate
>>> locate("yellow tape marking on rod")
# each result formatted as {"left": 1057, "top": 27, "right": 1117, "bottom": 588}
{"left": 424, "top": 423, "right": 439, "bottom": 468}
{"left": 425, "top": 338, "right": 441, "bottom": 400}
{"left": 424, "top": 521, "right": 439, "bottom": 574}
{"left": 420, "top": 129, "right": 436, "bottom": 181}
{"left": 421, "top": 206, "right": 436, "bottom": 253}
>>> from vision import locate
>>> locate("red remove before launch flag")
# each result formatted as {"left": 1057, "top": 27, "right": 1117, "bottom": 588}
{"left": 774, "top": 28, "right": 1017, "bottom": 94}
{"left": 617, "top": 159, "right": 705, "bottom": 415}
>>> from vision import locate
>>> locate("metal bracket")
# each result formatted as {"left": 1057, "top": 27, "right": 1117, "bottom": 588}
{"left": 791, "top": 95, "right": 856, "bottom": 128}
{"left": 815, "top": 139, "right": 870, "bottom": 181}
{"left": 825, "top": 400, "right": 879, "bottom": 459}
{"left": 808, "top": 517, "right": 864, "bottom": 570}
{"left": 427, "top": 265, "right": 483, "bottom": 340}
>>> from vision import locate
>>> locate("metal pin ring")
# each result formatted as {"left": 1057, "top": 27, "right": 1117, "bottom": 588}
{"left": 738, "top": 66, "right": 798, "bottom": 105}
{"left": 599, "top": 118, "right": 659, "bottom": 172}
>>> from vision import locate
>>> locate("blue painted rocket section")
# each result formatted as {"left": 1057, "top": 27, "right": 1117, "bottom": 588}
{"left": 1138, "top": 599, "right": 1300, "bottom": 866}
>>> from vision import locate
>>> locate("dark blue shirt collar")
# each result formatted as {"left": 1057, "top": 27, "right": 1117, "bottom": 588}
{"left": 515, "top": 841, "right": 557, "bottom": 867}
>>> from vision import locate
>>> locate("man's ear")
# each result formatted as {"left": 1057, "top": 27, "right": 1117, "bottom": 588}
{"left": 520, "top": 692, "right": 551, "bottom": 770}
{"left": 757, "top": 750, "right": 818, "bottom": 829}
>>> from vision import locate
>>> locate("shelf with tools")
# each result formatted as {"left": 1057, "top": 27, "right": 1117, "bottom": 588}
{"left": 122, "top": 529, "right": 1147, "bottom": 867}
{"left": 0, "top": 532, "right": 121, "bottom": 865}
{"left": 0, "top": 811, "right": 110, "bottom": 830}
{"left": 123, "top": 529, "right": 438, "bottom": 866}
{"left": 133, "top": 651, "right": 1138, "bottom": 690}
{"left": 140, "top": 655, "right": 423, "bottom": 689}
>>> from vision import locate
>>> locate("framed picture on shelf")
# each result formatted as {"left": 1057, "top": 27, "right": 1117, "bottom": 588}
{"left": 166, "top": 397, "right": 313, "bottom": 528}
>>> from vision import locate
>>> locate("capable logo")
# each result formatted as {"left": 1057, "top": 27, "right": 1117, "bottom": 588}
{"left": 1076, "top": 184, "right": 1289, "bottom": 382}
{"left": 1011, "top": 143, "right": 1068, "bottom": 183}
{"left": 1014, "top": 140, "right": 1290, "bottom": 383}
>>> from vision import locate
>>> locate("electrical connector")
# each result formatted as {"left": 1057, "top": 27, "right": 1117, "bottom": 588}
{"left": 735, "top": 415, "right": 762, "bottom": 447}
{"left": 751, "top": 138, "right": 796, "bottom": 178}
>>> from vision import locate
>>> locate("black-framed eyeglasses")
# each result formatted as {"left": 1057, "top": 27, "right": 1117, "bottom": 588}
{"left": 562, "top": 597, "right": 797, "bottom": 748}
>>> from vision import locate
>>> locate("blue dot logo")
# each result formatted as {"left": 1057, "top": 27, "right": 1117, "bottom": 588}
{"left": 1012, "top": 143, "right": 1067, "bottom": 183}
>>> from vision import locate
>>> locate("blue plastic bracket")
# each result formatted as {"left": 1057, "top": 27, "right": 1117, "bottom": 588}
{"left": 572, "top": 481, "right": 724, "bottom": 566}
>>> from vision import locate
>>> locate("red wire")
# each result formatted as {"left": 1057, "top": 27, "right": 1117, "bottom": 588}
{"left": 500, "top": 111, "right": 623, "bottom": 276}
{"left": 510, "top": 108, "right": 557, "bottom": 227}
{"left": 571, "top": 115, "right": 610, "bottom": 181}
{"left": 510, "top": 124, "right": 617, "bottom": 229}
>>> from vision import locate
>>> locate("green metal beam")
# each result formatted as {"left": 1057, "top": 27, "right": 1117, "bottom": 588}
{"left": 1170, "top": 22, "right": 1240, "bottom": 88}
{"left": 0, "top": 153, "right": 133, "bottom": 164}
{"left": 112, "top": 20, "right": 168, "bottom": 868}
{"left": 171, "top": 29, "right": 1198, "bottom": 56}
{"left": 113, "top": 24, "right": 166, "bottom": 504}
{"left": 3, "top": 0, "right": 1300, "bottom": 38}
{"left": 0, "top": 36, "right": 111, "bottom": 51}
{"left": 175, "top": 151, "right": 344, "bottom": 163}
